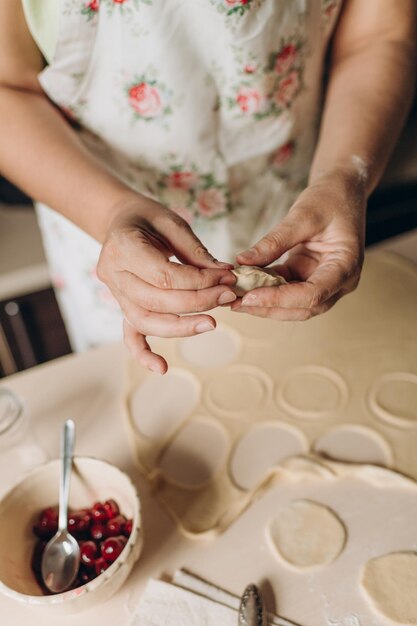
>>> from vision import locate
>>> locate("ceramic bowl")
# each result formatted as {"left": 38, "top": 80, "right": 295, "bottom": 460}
{"left": 0, "top": 456, "right": 143, "bottom": 613}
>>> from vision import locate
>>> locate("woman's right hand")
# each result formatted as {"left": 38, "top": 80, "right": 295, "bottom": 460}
{"left": 97, "top": 195, "right": 237, "bottom": 374}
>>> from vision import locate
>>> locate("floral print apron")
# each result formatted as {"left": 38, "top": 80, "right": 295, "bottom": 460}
{"left": 35, "top": 0, "right": 342, "bottom": 351}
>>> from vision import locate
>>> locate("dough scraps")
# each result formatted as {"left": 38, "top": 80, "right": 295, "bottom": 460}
{"left": 231, "top": 266, "right": 287, "bottom": 297}
{"left": 267, "top": 500, "right": 346, "bottom": 568}
{"left": 361, "top": 552, "right": 417, "bottom": 624}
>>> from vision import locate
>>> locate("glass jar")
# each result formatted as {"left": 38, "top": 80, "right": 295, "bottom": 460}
{"left": 0, "top": 387, "right": 47, "bottom": 495}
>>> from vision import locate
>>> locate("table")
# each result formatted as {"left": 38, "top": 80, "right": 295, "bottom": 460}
{"left": 1, "top": 231, "right": 416, "bottom": 626}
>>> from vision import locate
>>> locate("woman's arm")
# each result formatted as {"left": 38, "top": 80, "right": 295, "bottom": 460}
{"left": 233, "top": 0, "right": 416, "bottom": 320}
{"left": 0, "top": 0, "right": 236, "bottom": 373}
{"left": 0, "top": 0, "right": 133, "bottom": 241}
{"left": 309, "top": 0, "right": 417, "bottom": 192}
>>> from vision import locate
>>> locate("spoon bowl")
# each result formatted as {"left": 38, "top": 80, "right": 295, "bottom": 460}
{"left": 41, "top": 531, "right": 80, "bottom": 593}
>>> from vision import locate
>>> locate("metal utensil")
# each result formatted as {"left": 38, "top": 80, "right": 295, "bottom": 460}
{"left": 238, "top": 583, "right": 267, "bottom": 626}
{"left": 41, "top": 419, "right": 80, "bottom": 593}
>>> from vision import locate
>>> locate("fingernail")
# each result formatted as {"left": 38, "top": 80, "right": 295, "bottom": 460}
{"left": 218, "top": 291, "right": 237, "bottom": 305}
{"left": 242, "top": 294, "right": 259, "bottom": 306}
{"left": 195, "top": 321, "right": 215, "bottom": 333}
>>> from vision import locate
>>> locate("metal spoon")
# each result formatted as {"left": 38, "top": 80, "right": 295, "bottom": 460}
{"left": 238, "top": 583, "right": 267, "bottom": 626}
{"left": 41, "top": 419, "right": 80, "bottom": 593}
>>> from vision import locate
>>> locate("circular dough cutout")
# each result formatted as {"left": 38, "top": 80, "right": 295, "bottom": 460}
{"left": 129, "top": 369, "right": 200, "bottom": 440}
{"left": 267, "top": 500, "right": 346, "bottom": 568}
{"left": 314, "top": 425, "right": 392, "bottom": 466}
{"left": 230, "top": 423, "right": 308, "bottom": 490}
{"left": 205, "top": 365, "right": 271, "bottom": 416}
{"left": 277, "top": 366, "right": 348, "bottom": 419}
{"left": 179, "top": 325, "right": 241, "bottom": 367}
{"left": 158, "top": 417, "right": 229, "bottom": 489}
{"left": 361, "top": 552, "right": 417, "bottom": 624}
{"left": 368, "top": 372, "right": 417, "bottom": 429}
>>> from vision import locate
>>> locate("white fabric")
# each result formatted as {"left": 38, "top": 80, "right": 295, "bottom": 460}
{"left": 130, "top": 570, "right": 298, "bottom": 626}
{"left": 34, "top": 0, "right": 342, "bottom": 351}
{"left": 172, "top": 569, "right": 296, "bottom": 626}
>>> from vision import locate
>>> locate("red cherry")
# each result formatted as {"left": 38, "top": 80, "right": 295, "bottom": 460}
{"left": 90, "top": 522, "right": 107, "bottom": 541}
{"left": 94, "top": 557, "right": 110, "bottom": 576}
{"left": 91, "top": 502, "right": 107, "bottom": 522}
{"left": 106, "top": 514, "right": 126, "bottom": 537}
{"left": 39, "top": 506, "right": 58, "bottom": 524}
{"left": 80, "top": 540, "right": 99, "bottom": 567}
{"left": 68, "top": 510, "right": 91, "bottom": 536}
{"left": 123, "top": 519, "right": 133, "bottom": 537}
{"left": 103, "top": 499, "right": 120, "bottom": 520}
{"left": 32, "top": 521, "right": 57, "bottom": 540}
{"left": 33, "top": 507, "right": 59, "bottom": 539}
{"left": 101, "top": 536, "right": 127, "bottom": 562}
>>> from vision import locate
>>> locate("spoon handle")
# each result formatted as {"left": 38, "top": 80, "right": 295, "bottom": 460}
{"left": 58, "top": 419, "right": 75, "bottom": 531}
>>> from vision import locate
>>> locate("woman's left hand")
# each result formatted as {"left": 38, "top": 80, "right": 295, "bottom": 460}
{"left": 230, "top": 168, "right": 367, "bottom": 321}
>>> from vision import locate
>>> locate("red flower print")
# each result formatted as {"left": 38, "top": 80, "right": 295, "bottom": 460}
{"left": 226, "top": 0, "right": 249, "bottom": 5}
{"left": 128, "top": 83, "right": 162, "bottom": 118}
{"left": 81, "top": 0, "right": 99, "bottom": 19}
{"left": 197, "top": 189, "right": 227, "bottom": 217}
{"left": 113, "top": 0, "right": 127, "bottom": 3}
{"left": 272, "top": 142, "right": 294, "bottom": 167}
{"left": 167, "top": 171, "right": 198, "bottom": 190}
{"left": 274, "top": 71, "right": 300, "bottom": 107}
{"left": 275, "top": 44, "right": 298, "bottom": 75}
{"left": 236, "top": 87, "right": 263, "bottom": 114}
{"left": 86, "top": 0, "right": 99, "bottom": 10}
{"left": 244, "top": 63, "right": 256, "bottom": 74}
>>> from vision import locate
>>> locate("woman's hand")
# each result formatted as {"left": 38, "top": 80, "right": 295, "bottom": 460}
{"left": 230, "top": 168, "right": 366, "bottom": 321}
{"left": 97, "top": 195, "right": 236, "bottom": 374}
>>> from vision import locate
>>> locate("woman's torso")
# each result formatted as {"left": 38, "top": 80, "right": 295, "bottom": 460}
{"left": 25, "top": 0, "right": 342, "bottom": 349}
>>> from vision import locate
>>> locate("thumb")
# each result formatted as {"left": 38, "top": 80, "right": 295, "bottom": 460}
{"left": 236, "top": 209, "right": 318, "bottom": 266}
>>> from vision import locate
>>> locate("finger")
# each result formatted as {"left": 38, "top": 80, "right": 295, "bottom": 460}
{"left": 236, "top": 208, "right": 321, "bottom": 266}
{"left": 153, "top": 210, "right": 233, "bottom": 269}
{"left": 98, "top": 228, "right": 235, "bottom": 291}
{"left": 123, "top": 318, "right": 168, "bottom": 374}
{"left": 239, "top": 258, "right": 358, "bottom": 309}
{"left": 231, "top": 290, "right": 345, "bottom": 321}
{"left": 122, "top": 233, "right": 236, "bottom": 290}
{"left": 115, "top": 270, "right": 237, "bottom": 313}
{"left": 120, "top": 295, "right": 217, "bottom": 338}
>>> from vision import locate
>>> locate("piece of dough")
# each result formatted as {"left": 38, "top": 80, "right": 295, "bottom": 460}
{"left": 361, "top": 552, "right": 417, "bottom": 624}
{"left": 231, "top": 266, "right": 287, "bottom": 297}
{"left": 267, "top": 500, "right": 346, "bottom": 568}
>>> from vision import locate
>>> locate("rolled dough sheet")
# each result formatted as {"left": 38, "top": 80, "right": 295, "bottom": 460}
{"left": 124, "top": 252, "right": 417, "bottom": 536}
